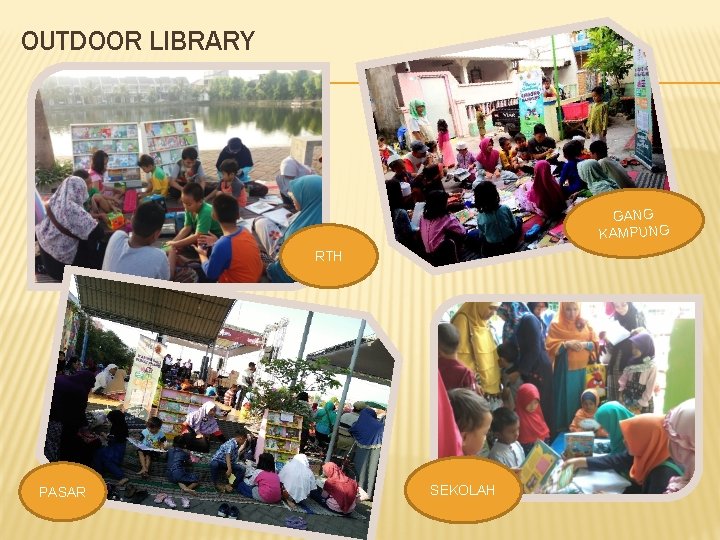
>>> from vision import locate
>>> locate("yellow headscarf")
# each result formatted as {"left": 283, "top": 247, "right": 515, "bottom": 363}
{"left": 450, "top": 302, "right": 501, "bottom": 394}
{"left": 546, "top": 302, "right": 598, "bottom": 370}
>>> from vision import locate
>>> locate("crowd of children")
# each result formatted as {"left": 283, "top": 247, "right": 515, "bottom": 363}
{"left": 438, "top": 302, "right": 696, "bottom": 494}
{"left": 382, "top": 86, "right": 638, "bottom": 266}
{"left": 36, "top": 140, "right": 323, "bottom": 283}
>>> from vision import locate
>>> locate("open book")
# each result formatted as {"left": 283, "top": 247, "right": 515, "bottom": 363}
{"left": 127, "top": 438, "right": 167, "bottom": 453}
{"left": 519, "top": 440, "right": 562, "bottom": 494}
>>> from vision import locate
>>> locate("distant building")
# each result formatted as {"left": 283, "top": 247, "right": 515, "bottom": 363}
{"left": 41, "top": 76, "right": 198, "bottom": 106}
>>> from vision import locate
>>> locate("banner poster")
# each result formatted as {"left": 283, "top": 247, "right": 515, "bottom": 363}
{"left": 61, "top": 303, "right": 80, "bottom": 357}
{"left": 123, "top": 336, "right": 165, "bottom": 420}
{"left": 518, "top": 70, "right": 545, "bottom": 138}
{"left": 633, "top": 47, "right": 653, "bottom": 169}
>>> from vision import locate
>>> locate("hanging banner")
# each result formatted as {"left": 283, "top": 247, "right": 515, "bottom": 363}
{"left": 518, "top": 70, "right": 545, "bottom": 138}
{"left": 633, "top": 47, "right": 653, "bottom": 169}
{"left": 123, "top": 336, "right": 164, "bottom": 420}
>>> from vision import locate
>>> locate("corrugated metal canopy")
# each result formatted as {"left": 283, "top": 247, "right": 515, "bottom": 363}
{"left": 76, "top": 276, "right": 235, "bottom": 345}
{"left": 307, "top": 337, "right": 394, "bottom": 385}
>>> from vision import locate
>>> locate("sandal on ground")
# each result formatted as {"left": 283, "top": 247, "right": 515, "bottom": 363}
{"left": 217, "top": 503, "right": 230, "bottom": 518}
{"left": 286, "top": 517, "right": 308, "bottom": 530}
{"left": 163, "top": 496, "right": 176, "bottom": 508}
{"left": 154, "top": 492, "right": 168, "bottom": 504}
{"left": 228, "top": 505, "right": 239, "bottom": 519}
{"left": 180, "top": 496, "right": 190, "bottom": 509}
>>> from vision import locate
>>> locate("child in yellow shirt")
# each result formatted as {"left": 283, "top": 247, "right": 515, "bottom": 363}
{"left": 138, "top": 154, "right": 169, "bottom": 198}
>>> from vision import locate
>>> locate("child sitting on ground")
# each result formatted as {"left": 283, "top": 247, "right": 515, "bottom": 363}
{"left": 497, "top": 342, "right": 522, "bottom": 409}
{"left": 88, "top": 150, "right": 123, "bottom": 213}
{"left": 166, "top": 434, "right": 200, "bottom": 494}
{"left": 210, "top": 428, "right": 251, "bottom": 493}
{"left": 572, "top": 136, "right": 592, "bottom": 160}
{"left": 569, "top": 389, "right": 608, "bottom": 436}
{"left": 167, "top": 183, "right": 223, "bottom": 255}
{"left": 92, "top": 410, "right": 131, "bottom": 486}
{"left": 438, "top": 322, "right": 477, "bottom": 392}
{"left": 137, "top": 416, "right": 167, "bottom": 478}
{"left": 137, "top": 154, "right": 169, "bottom": 199}
{"left": 487, "top": 407, "right": 525, "bottom": 469}
{"left": 419, "top": 189, "right": 466, "bottom": 265}
{"left": 426, "top": 140, "right": 442, "bottom": 168}
{"left": 193, "top": 194, "right": 263, "bottom": 283}
{"left": 205, "top": 159, "right": 248, "bottom": 207}
{"left": 589, "top": 140, "right": 635, "bottom": 189}
{"left": 498, "top": 137, "right": 523, "bottom": 176}
{"left": 236, "top": 452, "right": 282, "bottom": 503}
{"left": 516, "top": 383, "right": 550, "bottom": 455}
{"left": 102, "top": 201, "right": 171, "bottom": 280}
{"left": 559, "top": 139, "right": 587, "bottom": 197}
{"left": 447, "top": 388, "right": 493, "bottom": 455}
{"left": 468, "top": 181, "right": 522, "bottom": 258}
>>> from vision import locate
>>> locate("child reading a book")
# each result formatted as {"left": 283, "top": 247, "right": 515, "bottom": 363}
{"left": 168, "top": 147, "right": 209, "bottom": 199}
{"left": 516, "top": 383, "right": 550, "bottom": 455}
{"left": 166, "top": 434, "right": 200, "bottom": 495}
{"left": 488, "top": 407, "right": 525, "bottom": 468}
{"left": 468, "top": 181, "right": 522, "bottom": 258}
{"left": 87, "top": 150, "right": 123, "bottom": 214}
{"left": 210, "top": 428, "right": 251, "bottom": 493}
{"left": 167, "top": 183, "right": 223, "bottom": 255}
{"left": 137, "top": 416, "right": 166, "bottom": 478}
{"left": 236, "top": 453, "right": 282, "bottom": 503}
{"left": 137, "top": 154, "right": 169, "bottom": 198}
{"left": 569, "top": 389, "right": 608, "bottom": 436}
{"left": 497, "top": 343, "right": 522, "bottom": 409}
{"left": 92, "top": 410, "right": 131, "bottom": 487}
{"left": 447, "top": 388, "right": 493, "bottom": 455}
{"left": 618, "top": 332, "right": 658, "bottom": 414}
{"left": 205, "top": 159, "right": 248, "bottom": 207}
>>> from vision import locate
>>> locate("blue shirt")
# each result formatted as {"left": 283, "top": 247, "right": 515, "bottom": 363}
{"left": 211, "top": 438, "right": 241, "bottom": 464}
{"left": 166, "top": 447, "right": 190, "bottom": 473}
{"left": 205, "top": 387, "right": 218, "bottom": 397}
{"left": 559, "top": 159, "right": 586, "bottom": 196}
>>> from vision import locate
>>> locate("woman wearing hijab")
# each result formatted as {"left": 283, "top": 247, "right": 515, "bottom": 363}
{"left": 311, "top": 462, "right": 359, "bottom": 515}
{"left": 546, "top": 302, "right": 599, "bottom": 433}
{"left": 253, "top": 175, "right": 322, "bottom": 283}
{"left": 565, "top": 414, "right": 681, "bottom": 494}
{"left": 350, "top": 408, "right": 384, "bottom": 500}
{"left": 605, "top": 302, "right": 648, "bottom": 401}
{"left": 663, "top": 399, "right": 695, "bottom": 493}
{"left": 577, "top": 159, "right": 620, "bottom": 196}
{"left": 314, "top": 401, "right": 337, "bottom": 448}
{"left": 619, "top": 332, "right": 658, "bottom": 414}
{"left": 516, "top": 160, "right": 567, "bottom": 219}
{"left": 451, "top": 302, "right": 502, "bottom": 396}
{"left": 527, "top": 302, "right": 550, "bottom": 340}
{"left": 595, "top": 401, "right": 635, "bottom": 454}
{"left": 473, "top": 137, "right": 518, "bottom": 185}
{"left": 215, "top": 137, "right": 268, "bottom": 196}
{"left": 514, "top": 314, "right": 555, "bottom": 431}
{"left": 46, "top": 370, "right": 97, "bottom": 463}
{"left": 497, "top": 302, "right": 530, "bottom": 345}
{"left": 92, "top": 364, "right": 118, "bottom": 394}
{"left": 279, "top": 454, "right": 316, "bottom": 508}
{"left": 181, "top": 402, "right": 224, "bottom": 452}
{"left": 438, "top": 375, "right": 464, "bottom": 457}
{"left": 36, "top": 176, "right": 105, "bottom": 280}
{"left": 407, "top": 99, "right": 435, "bottom": 144}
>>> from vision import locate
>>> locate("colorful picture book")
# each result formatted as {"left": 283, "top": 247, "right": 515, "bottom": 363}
{"left": 141, "top": 118, "right": 198, "bottom": 176}
{"left": 564, "top": 432, "right": 595, "bottom": 458}
{"left": 70, "top": 122, "right": 141, "bottom": 182}
{"left": 257, "top": 409, "right": 303, "bottom": 472}
{"left": 519, "top": 440, "right": 562, "bottom": 494}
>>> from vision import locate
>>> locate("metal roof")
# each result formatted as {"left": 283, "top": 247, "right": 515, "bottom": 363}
{"left": 75, "top": 276, "right": 235, "bottom": 345}
{"left": 307, "top": 337, "right": 394, "bottom": 384}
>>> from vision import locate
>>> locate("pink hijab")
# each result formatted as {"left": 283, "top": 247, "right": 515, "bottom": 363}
{"left": 663, "top": 399, "right": 695, "bottom": 493}
{"left": 476, "top": 137, "right": 499, "bottom": 171}
{"left": 438, "top": 376, "right": 463, "bottom": 457}
{"left": 527, "top": 160, "right": 566, "bottom": 219}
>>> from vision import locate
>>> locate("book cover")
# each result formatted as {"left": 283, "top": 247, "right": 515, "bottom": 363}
{"left": 564, "top": 432, "right": 595, "bottom": 458}
{"left": 519, "top": 440, "right": 562, "bottom": 494}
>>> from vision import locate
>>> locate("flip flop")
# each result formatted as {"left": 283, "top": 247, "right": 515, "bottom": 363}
{"left": 163, "top": 496, "right": 176, "bottom": 508}
{"left": 629, "top": 158, "right": 641, "bottom": 166}
{"left": 621, "top": 159, "right": 629, "bottom": 167}
{"left": 180, "top": 496, "right": 190, "bottom": 509}
{"left": 154, "top": 492, "right": 168, "bottom": 504}
{"left": 285, "top": 517, "right": 308, "bottom": 530}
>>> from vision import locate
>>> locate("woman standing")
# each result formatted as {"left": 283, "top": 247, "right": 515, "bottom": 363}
{"left": 606, "top": 302, "right": 647, "bottom": 401}
{"left": 546, "top": 302, "right": 598, "bottom": 433}
{"left": 92, "top": 364, "right": 118, "bottom": 394}
{"left": 36, "top": 176, "right": 105, "bottom": 280}
{"left": 350, "top": 408, "right": 384, "bottom": 500}
{"left": 407, "top": 99, "right": 435, "bottom": 144}
{"left": 314, "top": 401, "right": 337, "bottom": 448}
{"left": 450, "top": 303, "right": 501, "bottom": 396}
{"left": 514, "top": 314, "right": 554, "bottom": 431}
{"left": 497, "top": 302, "right": 530, "bottom": 345}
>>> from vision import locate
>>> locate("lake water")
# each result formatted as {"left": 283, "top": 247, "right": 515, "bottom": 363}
{"left": 46, "top": 103, "right": 322, "bottom": 156}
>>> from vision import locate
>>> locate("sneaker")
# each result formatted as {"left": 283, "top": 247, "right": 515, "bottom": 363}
{"left": 228, "top": 506, "right": 239, "bottom": 519}
{"left": 217, "top": 503, "right": 230, "bottom": 518}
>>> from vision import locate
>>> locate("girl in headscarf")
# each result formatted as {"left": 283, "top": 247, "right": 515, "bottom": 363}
{"left": 474, "top": 137, "right": 518, "bottom": 184}
{"left": 618, "top": 332, "right": 657, "bottom": 414}
{"left": 92, "top": 410, "right": 131, "bottom": 486}
{"left": 594, "top": 401, "right": 634, "bottom": 454}
{"left": 350, "top": 408, "right": 384, "bottom": 500}
{"left": 438, "top": 375, "right": 463, "bottom": 457}
{"left": 314, "top": 401, "right": 337, "bottom": 447}
{"left": 253, "top": 175, "right": 322, "bottom": 283}
{"left": 181, "top": 402, "right": 224, "bottom": 452}
{"left": 279, "top": 454, "right": 317, "bottom": 508}
{"left": 565, "top": 414, "right": 681, "bottom": 494}
{"left": 92, "top": 364, "right": 118, "bottom": 394}
{"left": 451, "top": 302, "right": 502, "bottom": 395}
{"left": 546, "top": 302, "right": 599, "bottom": 433}
{"left": 407, "top": 99, "right": 435, "bottom": 143}
{"left": 311, "top": 462, "right": 359, "bottom": 515}
{"left": 577, "top": 159, "right": 620, "bottom": 196}
{"left": 605, "top": 302, "right": 648, "bottom": 401}
{"left": 514, "top": 314, "right": 554, "bottom": 431}
{"left": 497, "top": 302, "right": 530, "bottom": 345}
{"left": 515, "top": 383, "right": 550, "bottom": 455}
{"left": 515, "top": 160, "right": 567, "bottom": 219}
{"left": 569, "top": 389, "right": 608, "bottom": 437}
{"left": 36, "top": 176, "right": 105, "bottom": 280}
{"left": 663, "top": 399, "right": 695, "bottom": 493}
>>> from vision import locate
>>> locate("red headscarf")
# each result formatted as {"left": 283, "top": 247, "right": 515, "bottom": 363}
{"left": 322, "top": 462, "right": 358, "bottom": 513}
{"left": 476, "top": 137, "right": 500, "bottom": 171}
{"left": 516, "top": 383, "right": 550, "bottom": 444}
{"left": 528, "top": 160, "right": 566, "bottom": 218}
{"left": 438, "top": 376, "right": 463, "bottom": 457}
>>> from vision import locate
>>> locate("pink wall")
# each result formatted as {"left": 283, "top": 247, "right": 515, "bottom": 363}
{"left": 397, "top": 72, "right": 468, "bottom": 138}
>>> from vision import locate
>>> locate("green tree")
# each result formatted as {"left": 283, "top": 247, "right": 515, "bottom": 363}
{"left": 585, "top": 26, "right": 633, "bottom": 95}
{"left": 75, "top": 315, "right": 135, "bottom": 370}
{"left": 290, "top": 71, "right": 311, "bottom": 99}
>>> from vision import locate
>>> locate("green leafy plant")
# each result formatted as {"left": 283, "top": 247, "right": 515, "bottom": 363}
{"left": 585, "top": 27, "right": 634, "bottom": 96}
{"left": 35, "top": 160, "right": 73, "bottom": 188}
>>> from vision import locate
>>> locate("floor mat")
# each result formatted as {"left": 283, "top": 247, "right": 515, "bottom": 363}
{"left": 628, "top": 170, "right": 668, "bottom": 190}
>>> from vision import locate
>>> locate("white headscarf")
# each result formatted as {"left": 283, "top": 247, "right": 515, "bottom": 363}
{"left": 278, "top": 454, "right": 316, "bottom": 503}
{"left": 36, "top": 176, "right": 98, "bottom": 264}
{"left": 92, "top": 364, "right": 118, "bottom": 392}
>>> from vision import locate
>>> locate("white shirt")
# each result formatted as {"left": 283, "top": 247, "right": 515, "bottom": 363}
{"left": 280, "top": 157, "right": 313, "bottom": 178}
{"left": 102, "top": 231, "right": 170, "bottom": 280}
{"left": 487, "top": 441, "right": 525, "bottom": 468}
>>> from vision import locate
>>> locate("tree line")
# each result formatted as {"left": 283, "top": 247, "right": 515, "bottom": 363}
{"left": 208, "top": 70, "right": 322, "bottom": 102}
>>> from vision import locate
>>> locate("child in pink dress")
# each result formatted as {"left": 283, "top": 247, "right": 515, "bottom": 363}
{"left": 437, "top": 119, "right": 456, "bottom": 168}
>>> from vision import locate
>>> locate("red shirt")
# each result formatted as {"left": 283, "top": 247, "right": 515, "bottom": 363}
{"left": 439, "top": 356, "right": 477, "bottom": 392}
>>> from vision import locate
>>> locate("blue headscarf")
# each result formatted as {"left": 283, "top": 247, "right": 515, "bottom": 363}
{"left": 267, "top": 175, "right": 323, "bottom": 283}
{"left": 349, "top": 408, "right": 384, "bottom": 447}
